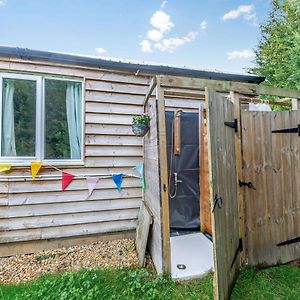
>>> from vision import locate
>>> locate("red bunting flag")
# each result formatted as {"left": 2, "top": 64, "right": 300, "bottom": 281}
{"left": 62, "top": 172, "right": 75, "bottom": 191}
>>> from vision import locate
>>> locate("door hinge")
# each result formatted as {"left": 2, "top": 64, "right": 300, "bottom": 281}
{"left": 224, "top": 118, "right": 238, "bottom": 132}
{"left": 272, "top": 124, "right": 300, "bottom": 136}
{"left": 277, "top": 235, "right": 300, "bottom": 247}
{"left": 239, "top": 180, "right": 256, "bottom": 190}
{"left": 212, "top": 194, "right": 223, "bottom": 213}
{"left": 231, "top": 238, "right": 243, "bottom": 268}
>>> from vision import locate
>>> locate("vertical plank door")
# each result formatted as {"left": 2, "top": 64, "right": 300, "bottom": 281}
{"left": 242, "top": 110, "right": 300, "bottom": 266}
{"left": 206, "top": 88, "right": 240, "bottom": 300}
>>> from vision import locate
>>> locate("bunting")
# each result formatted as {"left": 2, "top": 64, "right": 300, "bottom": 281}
{"left": 31, "top": 161, "right": 42, "bottom": 179}
{"left": 86, "top": 177, "right": 98, "bottom": 195}
{"left": 62, "top": 172, "right": 75, "bottom": 191}
{"left": 0, "top": 163, "right": 145, "bottom": 193}
{"left": 112, "top": 173, "right": 123, "bottom": 192}
{"left": 135, "top": 163, "right": 146, "bottom": 190}
{"left": 0, "top": 164, "right": 11, "bottom": 172}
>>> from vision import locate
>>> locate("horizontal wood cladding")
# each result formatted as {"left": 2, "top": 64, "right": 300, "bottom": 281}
{"left": 0, "top": 208, "right": 139, "bottom": 231}
{"left": 5, "top": 177, "right": 141, "bottom": 193}
{"left": 0, "top": 59, "right": 207, "bottom": 252}
{"left": 0, "top": 199, "right": 141, "bottom": 219}
{"left": 4, "top": 188, "right": 141, "bottom": 206}
{"left": 0, "top": 220, "right": 138, "bottom": 243}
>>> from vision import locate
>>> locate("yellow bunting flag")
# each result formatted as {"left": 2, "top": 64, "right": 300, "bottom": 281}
{"left": 31, "top": 161, "right": 42, "bottom": 179}
{"left": 0, "top": 164, "right": 11, "bottom": 172}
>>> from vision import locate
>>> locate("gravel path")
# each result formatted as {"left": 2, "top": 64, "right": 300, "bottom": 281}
{"left": 0, "top": 239, "right": 138, "bottom": 284}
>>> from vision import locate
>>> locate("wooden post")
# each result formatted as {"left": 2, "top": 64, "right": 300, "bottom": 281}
{"left": 232, "top": 91, "right": 245, "bottom": 265}
{"left": 291, "top": 99, "right": 300, "bottom": 110}
{"left": 156, "top": 76, "right": 171, "bottom": 273}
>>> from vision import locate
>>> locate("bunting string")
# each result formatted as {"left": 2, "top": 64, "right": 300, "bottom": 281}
{"left": 0, "top": 162, "right": 145, "bottom": 193}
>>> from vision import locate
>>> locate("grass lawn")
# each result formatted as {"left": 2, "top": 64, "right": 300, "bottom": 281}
{"left": 0, "top": 265, "right": 299, "bottom": 300}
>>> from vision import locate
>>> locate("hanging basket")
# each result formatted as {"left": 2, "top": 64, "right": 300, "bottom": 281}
{"left": 132, "top": 123, "right": 149, "bottom": 137}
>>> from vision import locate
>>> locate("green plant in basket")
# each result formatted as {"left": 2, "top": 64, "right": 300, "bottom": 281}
{"left": 132, "top": 114, "right": 150, "bottom": 137}
{"left": 132, "top": 115, "right": 149, "bottom": 126}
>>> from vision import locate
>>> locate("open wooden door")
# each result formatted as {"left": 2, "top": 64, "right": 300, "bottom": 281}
{"left": 206, "top": 88, "right": 240, "bottom": 300}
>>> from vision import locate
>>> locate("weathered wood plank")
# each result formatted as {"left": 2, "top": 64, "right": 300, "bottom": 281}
{"left": 85, "top": 145, "right": 142, "bottom": 157}
{"left": 206, "top": 88, "right": 239, "bottom": 300}
{"left": 0, "top": 219, "right": 138, "bottom": 243}
{"left": 161, "top": 76, "right": 300, "bottom": 98}
{"left": 157, "top": 81, "right": 171, "bottom": 273}
{"left": 199, "top": 107, "right": 212, "bottom": 234}
{"left": 85, "top": 102, "right": 143, "bottom": 115}
{"left": 135, "top": 202, "right": 153, "bottom": 266}
{"left": 0, "top": 208, "right": 139, "bottom": 231}
{"left": 5, "top": 177, "right": 141, "bottom": 193}
{"left": 0, "top": 198, "right": 141, "bottom": 218}
{"left": 85, "top": 124, "right": 134, "bottom": 136}
{"left": 7, "top": 187, "right": 142, "bottom": 206}
{"left": 143, "top": 97, "right": 163, "bottom": 273}
{"left": 85, "top": 135, "right": 143, "bottom": 146}
{"left": 85, "top": 156, "right": 142, "bottom": 168}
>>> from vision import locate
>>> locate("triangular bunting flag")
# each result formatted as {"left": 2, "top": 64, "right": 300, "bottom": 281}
{"left": 135, "top": 164, "right": 146, "bottom": 190}
{"left": 31, "top": 161, "right": 42, "bottom": 179}
{"left": 62, "top": 172, "right": 75, "bottom": 191}
{"left": 0, "top": 164, "right": 11, "bottom": 172}
{"left": 134, "top": 164, "right": 143, "bottom": 177}
{"left": 112, "top": 173, "right": 123, "bottom": 192}
{"left": 86, "top": 177, "right": 98, "bottom": 195}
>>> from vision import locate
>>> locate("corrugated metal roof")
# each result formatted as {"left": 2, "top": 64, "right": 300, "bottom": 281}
{"left": 0, "top": 46, "right": 265, "bottom": 84}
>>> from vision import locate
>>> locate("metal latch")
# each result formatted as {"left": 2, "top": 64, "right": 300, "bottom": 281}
{"left": 212, "top": 194, "right": 223, "bottom": 213}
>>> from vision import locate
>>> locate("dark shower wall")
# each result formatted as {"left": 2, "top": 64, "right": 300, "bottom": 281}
{"left": 165, "top": 111, "right": 200, "bottom": 232}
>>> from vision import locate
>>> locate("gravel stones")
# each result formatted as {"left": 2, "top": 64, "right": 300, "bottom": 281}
{"left": 0, "top": 239, "right": 138, "bottom": 284}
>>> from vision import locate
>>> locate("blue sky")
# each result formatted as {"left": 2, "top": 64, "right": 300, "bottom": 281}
{"left": 0, "top": 0, "right": 271, "bottom": 74}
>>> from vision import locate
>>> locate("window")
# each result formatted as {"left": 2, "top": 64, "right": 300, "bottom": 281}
{"left": 0, "top": 73, "right": 83, "bottom": 164}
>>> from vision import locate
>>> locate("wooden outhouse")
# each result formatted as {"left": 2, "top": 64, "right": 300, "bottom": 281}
{"left": 0, "top": 46, "right": 300, "bottom": 299}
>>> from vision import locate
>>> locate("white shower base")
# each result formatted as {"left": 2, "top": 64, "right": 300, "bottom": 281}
{"left": 170, "top": 232, "right": 214, "bottom": 281}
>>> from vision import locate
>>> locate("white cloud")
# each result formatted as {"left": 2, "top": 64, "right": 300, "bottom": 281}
{"left": 222, "top": 5, "right": 253, "bottom": 21}
{"left": 140, "top": 40, "right": 153, "bottom": 53}
{"left": 95, "top": 47, "right": 107, "bottom": 55}
{"left": 0, "top": 0, "right": 7, "bottom": 7}
{"left": 227, "top": 49, "right": 255, "bottom": 60}
{"left": 222, "top": 5, "right": 258, "bottom": 26}
{"left": 147, "top": 29, "right": 163, "bottom": 42}
{"left": 154, "top": 31, "right": 197, "bottom": 53}
{"left": 200, "top": 20, "right": 207, "bottom": 31}
{"left": 140, "top": 4, "right": 198, "bottom": 53}
{"left": 150, "top": 10, "right": 174, "bottom": 34}
{"left": 160, "top": 1, "right": 167, "bottom": 8}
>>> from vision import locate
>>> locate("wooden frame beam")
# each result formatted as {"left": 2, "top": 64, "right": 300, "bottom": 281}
{"left": 156, "top": 77, "right": 171, "bottom": 274}
{"left": 143, "top": 76, "right": 157, "bottom": 112}
{"left": 160, "top": 75, "right": 300, "bottom": 99}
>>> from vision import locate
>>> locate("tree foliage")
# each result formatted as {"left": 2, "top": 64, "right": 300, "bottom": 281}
{"left": 252, "top": 0, "right": 300, "bottom": 89}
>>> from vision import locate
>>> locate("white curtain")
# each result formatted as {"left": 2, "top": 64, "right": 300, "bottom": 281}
{"left": 66, "top": 82, "right": 82, "bottom": 159}
{"left": 2, "top": 80, "right": 16, "bottom": 156}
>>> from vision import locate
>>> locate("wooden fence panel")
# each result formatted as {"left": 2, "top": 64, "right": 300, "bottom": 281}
{"left": 206, "top": 88, "right": 240, "bottom": 300}
{"left": 242, "top": 110, "right": 300, "bottom": 266}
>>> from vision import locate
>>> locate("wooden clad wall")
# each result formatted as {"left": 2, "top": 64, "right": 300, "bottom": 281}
{"left": 0, "top": 58, "right": 150, "bottom": 255}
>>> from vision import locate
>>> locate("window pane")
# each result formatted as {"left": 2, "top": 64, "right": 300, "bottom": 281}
{"left": 1, "top": 78, "right": 36, "bottom": 157}
{"left": 45, "top": 79, "right": 82, "bottom": 160}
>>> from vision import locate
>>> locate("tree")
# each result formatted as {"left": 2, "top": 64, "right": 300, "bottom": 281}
{"left": 251, "top": 0, "right": 300, "bottom": 89}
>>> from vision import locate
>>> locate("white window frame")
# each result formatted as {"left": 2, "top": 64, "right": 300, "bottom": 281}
{"left": 0, "top": 73, "right": 84, "bottom": 166}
